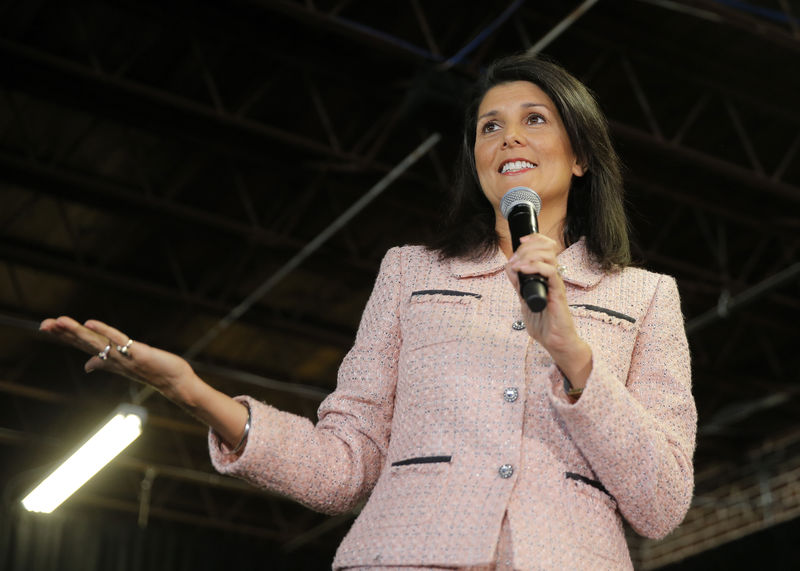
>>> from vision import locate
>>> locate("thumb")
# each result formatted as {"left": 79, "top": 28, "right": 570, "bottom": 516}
{"left": 505, "top": 263, "right": 520, "bottom": 291}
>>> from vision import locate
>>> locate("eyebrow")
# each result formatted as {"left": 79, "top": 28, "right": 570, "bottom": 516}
{"left": 477, "top": 102, "right": 549, "bottom": 121}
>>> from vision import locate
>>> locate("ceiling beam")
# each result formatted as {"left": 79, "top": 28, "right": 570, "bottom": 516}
{"left": 686, "top": 262, "right": 800, "bottom": 334}
{"left": 611, "top": 121, "right": 800, "bottom": 203}
{"left": 0, "top": 240, "right": 358, "bottom": 350}
{"left": 0, "top": 38, "right": 355, "bottom": 162}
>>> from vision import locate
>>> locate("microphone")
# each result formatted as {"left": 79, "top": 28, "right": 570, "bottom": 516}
{"left": 500, "top": 186, "right": 548, "bottom": 313}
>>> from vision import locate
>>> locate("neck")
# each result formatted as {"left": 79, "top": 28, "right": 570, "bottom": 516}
{"left": 495, "top": 208, "right": 567, "bottom": 259}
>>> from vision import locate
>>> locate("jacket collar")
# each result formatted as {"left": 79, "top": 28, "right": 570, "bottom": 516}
{"left": 449, "top": 248, "right": 507, "bottom": 279}
{"left": 449, "top": 237, "right": 604, "bottom": 289}
{"left": 555, "top": 238, "right": 605, "bottom": 288}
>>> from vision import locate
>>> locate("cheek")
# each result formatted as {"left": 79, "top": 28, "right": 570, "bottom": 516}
{"left": 539, "top": 141, "right": 576, "bottom": 175}
{"left": 473, "top": 143, "right": 488, "bottom": 167}
{"left": 474, "top": 148, "right": 492, "bottom": 179}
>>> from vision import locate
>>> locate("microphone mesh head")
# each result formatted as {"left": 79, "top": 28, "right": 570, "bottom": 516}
{"left": 500, "top": 187, "right": 541, "bottom": 219}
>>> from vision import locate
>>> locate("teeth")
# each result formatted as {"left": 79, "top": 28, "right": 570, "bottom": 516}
{"left": 500, "top": 160, "right": 536, "bottom": 174}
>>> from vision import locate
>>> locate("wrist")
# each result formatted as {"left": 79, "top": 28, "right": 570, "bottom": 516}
{"left": 551, "top": 337, "right": 592, "bottom": 390}
{"left": 562, "top": 374, "right": 584, "bottom": 403}
{"left": 165, "top": 369, "right": 206, "bottom": 411}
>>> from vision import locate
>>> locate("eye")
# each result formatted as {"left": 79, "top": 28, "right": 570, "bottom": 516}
{"left": 479, "top": 120, "right": 501, "bottom": 134}
{"left": 526, "top": 113, "right": 545, "bottom": 125}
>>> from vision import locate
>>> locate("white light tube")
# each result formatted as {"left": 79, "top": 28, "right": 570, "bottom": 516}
{"left": 22, "top": 404, "right": 147, "bottom": 513}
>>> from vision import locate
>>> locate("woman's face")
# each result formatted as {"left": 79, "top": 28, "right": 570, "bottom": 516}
{"left": 474, "top": 81, "right": 584, "bottom": 217}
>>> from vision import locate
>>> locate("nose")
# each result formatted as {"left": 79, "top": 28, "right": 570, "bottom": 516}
{"left": 502, "top": 126, "right": 524, "bottom": 148}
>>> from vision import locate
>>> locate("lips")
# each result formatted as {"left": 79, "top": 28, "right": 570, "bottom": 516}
{"left": 499, "top": 159, "right": 536, "bottom": 174}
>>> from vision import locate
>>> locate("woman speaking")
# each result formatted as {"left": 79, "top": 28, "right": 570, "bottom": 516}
{"left": 41, "top": 53, "right": 697, "bottom": 570}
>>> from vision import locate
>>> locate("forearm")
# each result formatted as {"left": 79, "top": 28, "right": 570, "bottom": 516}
{"left": 169, "top": 371, "right": 249, "bottom": 448}
{"left": 549, "top": 336, "right": 592, "bottom": 391}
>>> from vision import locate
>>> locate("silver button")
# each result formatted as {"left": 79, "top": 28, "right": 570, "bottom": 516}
{"left": 499, "top": 464, "right": 514, "bottom": 478}
{"left": 512, "top": 320, "right": 525, "bottom": 331}
{"left": 503, "top": 387, "right": 519, "bottom": 402}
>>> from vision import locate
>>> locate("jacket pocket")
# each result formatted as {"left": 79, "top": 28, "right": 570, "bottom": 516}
{"left": 569, "top": 304, "right": 636, "bottom": 328}
{"left": 411, "top": 289, "right": 482, "bottom": 300}
{"left": 562, "top": 472, "right": 626, "bottom": 563}
{"left": 391, "top": 455, "right": 452, "bottom": 467}
{"left": 402, "top": 290, "right": 480, "bottom": 351}
{"left": 565, "top": 472, "right": 617, "bottom": 508}
{"left": 363, "top": 456, "right": 452, "bottom": 528}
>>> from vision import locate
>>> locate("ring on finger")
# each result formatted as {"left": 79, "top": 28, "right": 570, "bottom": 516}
{"left": 98, "top": 343, "right": 112, "bottom": 360}
{"left": 116, "top": 339, "right": 134, "bottom": 358}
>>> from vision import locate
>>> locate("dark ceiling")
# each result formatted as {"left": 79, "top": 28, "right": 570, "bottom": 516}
{"left": 1, "top": 0, "right": 799, "bottom": 568}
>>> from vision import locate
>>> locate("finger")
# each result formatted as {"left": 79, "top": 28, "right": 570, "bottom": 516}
{"left": 40, "top": 315, "right": 82, "bottom": 333}
{"left": 508, "top": 242, "right": 558, "bottom": 265}
{"left": 505, "top": 263, "right": 520, "bottom": 290}
{"left": 508, "top": 253, "right": 558, "bottom": 273}
{"left": 84, "top": 320, "right": 142, "bottom": 365}
{"left": 82, "top": 332, "right": 114, "bottom": 374}
{"left": 84, "top": 320, "right": 131, "bottom": 346}
{"left": 512, "top": 261, "right": 558, "bottom": 277}
{"left": 85, "top": 351, "right": 111, "bottom": 373}
{"left": 42, "top": 316, "right": 110, "bottom": 355}
{"left": 518, "top": 233, "right": 558, "bottom": 249}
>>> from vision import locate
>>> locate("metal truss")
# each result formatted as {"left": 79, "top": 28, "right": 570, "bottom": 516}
{"left": 6, "top": 1, "right": 799, "bottom": 351}
{"left": 1, "top": 0, "right": 798, "bottom": 559}
{"left": 1, "top": 2, "right": 796, "bottom": 293}
{"left": 689, "top": 0, "right": 800, "bottom": 51}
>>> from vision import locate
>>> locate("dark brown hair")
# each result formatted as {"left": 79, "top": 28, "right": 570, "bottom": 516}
{"left": 427, "top": 53, "right": 630, "bottom": 270}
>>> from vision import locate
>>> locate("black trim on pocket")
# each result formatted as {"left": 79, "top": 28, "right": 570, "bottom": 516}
{"left": 391, "top": 455, "right": 452, "bottom": 467}
{"left": 569, "top": 304, "right": 635, "bottom": 323}
{"left": 565, "top": 472, "right": 616, "bottom": 502}
{"left": 411, "top": 289, "right": 482, "bottom": 299}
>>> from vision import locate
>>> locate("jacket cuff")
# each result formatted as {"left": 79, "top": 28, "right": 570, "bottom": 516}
{"left": 208, "top": 395, "right": 261, "bottom": 471}
{"left": 547, "top": 355, "right": 631, "bottom": 420}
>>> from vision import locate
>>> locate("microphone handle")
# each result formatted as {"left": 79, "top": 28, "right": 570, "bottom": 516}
{"left": 520, "top": 273, "right": 547, "bottom": 313}
{"left": 508, "top": 205, "right": 548, "bottom": 313}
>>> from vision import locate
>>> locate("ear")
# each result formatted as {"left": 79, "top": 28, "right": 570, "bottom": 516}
{"left": 571, "top": 157, "right": 586, "bottom": 177}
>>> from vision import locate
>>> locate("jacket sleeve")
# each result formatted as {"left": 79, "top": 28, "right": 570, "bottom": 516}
{"left": 208, "top": 247, "right": 403, "bottom": 515}
{"left": 549, "top": 274, "right": 697, "bottom": 539}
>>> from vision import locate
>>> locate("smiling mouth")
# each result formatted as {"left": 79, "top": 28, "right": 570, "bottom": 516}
{"left": 499, "top": 160, "right": 536, "bottom": 174}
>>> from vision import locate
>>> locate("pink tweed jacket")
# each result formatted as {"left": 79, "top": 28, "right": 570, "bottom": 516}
{"left": 209, "top": 239, "right": 697, "bottom": 569}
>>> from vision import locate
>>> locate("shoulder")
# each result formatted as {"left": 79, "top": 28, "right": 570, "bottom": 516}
{"left": 616, "top": 266, "right": 680, "bottom": 300}
{"left": 384, "top": 244, "right": 440, "bottom": 260}
{"left": 379, "top": 245, "right": 445, "bottom": 274}
{"left": 591, "top": 265, "right": 681, "bottom": 324}
{"left": 373, "top": 246, "right": 468, "bottom": 303}
{"left": 595, "top": 259, "right": 676, "bottom": 291}
{"left": 615, "top": 265, "right": 669, "bottom": 288}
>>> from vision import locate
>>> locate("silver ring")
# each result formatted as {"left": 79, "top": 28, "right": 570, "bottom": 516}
{"left": 116, "top": 339, "right": 133, "bottom": 357}
{"left": 556, "top": 264, "right": 567, "bottom": 277}
{"left": 98, "top": 343, "right": 112, "bottom": 360}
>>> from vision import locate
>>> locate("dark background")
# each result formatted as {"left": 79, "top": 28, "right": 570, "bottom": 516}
{"left": 1, "top": 1, "right": 799, "bottom": 569}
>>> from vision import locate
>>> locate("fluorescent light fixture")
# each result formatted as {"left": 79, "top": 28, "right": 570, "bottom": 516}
{"left": 22, "top": 404, "right": 147, "bottom": 513}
